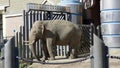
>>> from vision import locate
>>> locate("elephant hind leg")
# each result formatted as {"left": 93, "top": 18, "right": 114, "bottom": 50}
{"left": 46, "top": 38, "right": 55, "bottom": 60}
{"left": 69, "top": 42, "right": 79, "bottom": 59}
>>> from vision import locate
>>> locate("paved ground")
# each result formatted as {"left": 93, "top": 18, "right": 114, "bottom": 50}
{"left": 0, "top": 61, "right": 2, "bottom": 68}
{"left": 27, "top": 57, "right": 120, "bottom": 68}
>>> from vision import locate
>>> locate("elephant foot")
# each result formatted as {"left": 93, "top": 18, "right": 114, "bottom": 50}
{"left": 34, "top": 56, "right": 40, "bottom": 61}
{"left": 49, "top": 57, "right": 55, "bottom": 60}
{"left": 36, "top": 58, "right": 40, "bottom": 61}
{"left": 40, "top": 58, "right": 45, "bottom": 62}
{"left": 69, "top": 55, "right": 78, "bottom": 59}
{"left": 40, "top": 57, "right": 48, "bottom": 62}
{"left": 69, "top": 55, "right": 75, "bottom": 59}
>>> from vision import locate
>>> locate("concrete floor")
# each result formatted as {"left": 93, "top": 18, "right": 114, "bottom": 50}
{"left": 27, "top": 57, "right": 120, "bottom": 68}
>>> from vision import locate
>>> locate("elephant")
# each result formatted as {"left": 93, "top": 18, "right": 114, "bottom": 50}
{"left": 29, "top": 20, "right": 82, "bottom": 61}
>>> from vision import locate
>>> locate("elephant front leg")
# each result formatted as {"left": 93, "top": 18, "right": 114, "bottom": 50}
{"left": 41, "top": 40, "right": 49, "bottom": 62}
{"left": 69, "top": 45, "right": 78, "bottom": 59}
{"left": 46, "top": 38, "right": 55, "bottom": 60}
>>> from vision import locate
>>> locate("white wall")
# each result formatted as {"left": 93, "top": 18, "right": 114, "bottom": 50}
{"left": 3, "top": 14, "right": 23, "bottom": 39}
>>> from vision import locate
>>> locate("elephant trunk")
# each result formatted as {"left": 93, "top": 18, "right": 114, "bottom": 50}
{"left": 29, "top": 41, "right": 40, "bottom": 61}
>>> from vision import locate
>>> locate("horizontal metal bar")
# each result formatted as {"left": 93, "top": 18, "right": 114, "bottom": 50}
{"left": 16, "top": 56, "right": 90, "bottom": 64}
{"left": 27, "top": 3, "right": 70, "bottom": 13}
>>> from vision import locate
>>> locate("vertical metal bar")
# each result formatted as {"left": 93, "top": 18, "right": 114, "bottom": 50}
{"left": 62, "top": 46, "right": 64, "bottom": 56}
{"left": 25, "top": 11, "right": 29, "bottom": 59}
{"left": 57, "top": 46, "right": 60, "bottom": 56}
{"left": 19, "top": 27, "right": 22, "bottom": 57}
{"left": 66, "top": 45, "right": 69, "bottom": 56}
{"left": 41, "top": 11, "right": 43, "bottom": 20}
{"left": 36, "top": 41, "right": 39, "bottom": 57}
{"left": 29, "top": 11, "right": 33, "bottom": 58}
{"left": 39, "top": 40, "right": 42, "bottom": 57}
{"left": 29, "top": 11, "right": 33, "bottom": 29}
{"left": 63, "top": 46, "right": 66, "bottom": 56}
{"left": 23, "top": 10, "right": 26, "bottom": 58}
{"left": 39, "top": 11, "right": 42, "bottom": 20}
{"left": 33, "top": 11, "right": 36, "bottom": 22}
{"left": 90, "top": 23, "right": 94, "bottom": 46}
{"left": 14, "top": 32, "right": 19, "bottom": 68}
{"left": 15, "top": 32, "right": 18, "bottom": 48}
{"left": 43, "top": 11, "right": 45, "bottom": 20}
{"left": 60, "top": 46, "right": 63, "bottom": 56}
{"left": 36, "top": 11, "right": 39, "bottom": 20}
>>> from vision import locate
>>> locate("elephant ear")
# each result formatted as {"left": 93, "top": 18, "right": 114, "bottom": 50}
{"left": 41, "top": 25, "right": 46, "bottom": 35}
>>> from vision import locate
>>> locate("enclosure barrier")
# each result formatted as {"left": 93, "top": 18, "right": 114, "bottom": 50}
{"left": 4, "top": 37, "right": 18, "bottom": 68}
{"left": 1, "top": 35, "right": 120, "bottom": 68}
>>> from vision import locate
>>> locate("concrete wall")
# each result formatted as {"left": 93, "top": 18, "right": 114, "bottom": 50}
{"left": 1, "top": 0, "right": 61, "bottom": 39}
{"left": 3, "top": 14, "right": 23, "bottom": 38}
{"left": 1, "top": 0, "right": 82, "bottom": 39}
{"left": 0, "top": 0, "right": 60, "bottom": 14}
{"left": 0, "top": 0, "right": 9, "bottom": 6}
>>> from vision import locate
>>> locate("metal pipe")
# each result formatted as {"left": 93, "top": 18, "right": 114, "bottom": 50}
{"left": 59, "top": 0, "right": 82, "bottom": 24}
{"left": 92, "top": 34, "right": 109, "bottom": 68}
{"left": 4, "top": 37, "right": 16, "bottom": 68}
{"left": 101, "top": 0, "right": 120, "bottom": 47}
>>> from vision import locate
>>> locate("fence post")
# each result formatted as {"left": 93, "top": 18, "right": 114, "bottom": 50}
{"left": 4, "top": 37, "right": 18, "bottom": 68}
{"left": 92, "top": 34, "right": 109, "bottom": 68}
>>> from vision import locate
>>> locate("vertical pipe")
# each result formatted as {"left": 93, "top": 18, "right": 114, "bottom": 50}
{"left": 59, "top": 0, "right": 82, "bottom": 24}
{"left": 1, "top": 43, "right": 4, "bottom": 68}
{"left": 90, "top": 46, "right": 94, "bottom": 68}
{"left": 4, "top": 37, "right": 15, "bottom": 68}
{"left": 101, "top": 0, "right": 120, "bottom": 47}
{"left": 93, "top": 34, "right": 109, "bottom": 68}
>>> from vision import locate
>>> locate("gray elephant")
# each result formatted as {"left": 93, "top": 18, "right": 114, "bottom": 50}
{"left": 29, "top": 20, "right": 82, "bottom": 61}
